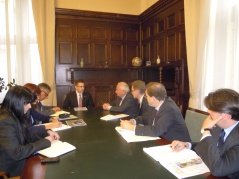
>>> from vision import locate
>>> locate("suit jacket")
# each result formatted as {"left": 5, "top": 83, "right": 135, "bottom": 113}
{"left": 135, "top": 97, "right": 191, "bottom": 142}
{"left": 138, "top": 96, "right": 153, "bottom": 116}
{"left": 29, "top": 108, "right": 50, "bottom": 125}
{"left": 110, "top": 92, "right": 138, "bottom": 118}
{"left": 33, "top": 101, "right": 55, "bottom": 116}
{"left": 62, "top": 91, "right": 95, "bottom": 109}
{"left": 194, "top": 124, "right": 239, "bottom": 178}
{"left": 0, "top": 109, "right": 50, "bottom": 177}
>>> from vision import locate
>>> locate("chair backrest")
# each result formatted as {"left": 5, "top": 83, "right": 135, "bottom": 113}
{"left": 185, "top": 108, "right": 208, "bottom": 142}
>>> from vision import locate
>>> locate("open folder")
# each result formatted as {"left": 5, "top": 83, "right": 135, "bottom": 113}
{"left": 38, "top": 140, "right": 76, "bottom": 158}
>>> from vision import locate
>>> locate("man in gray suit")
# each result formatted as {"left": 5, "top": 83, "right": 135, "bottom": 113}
{"left": 120, "top": 82, "right": 191, "bottom": 142}
{"left": 171, "top": 89, "right": 239, "bottom": 178}
{"left": 102, "top": 82, "right": 138, "bottom": 118}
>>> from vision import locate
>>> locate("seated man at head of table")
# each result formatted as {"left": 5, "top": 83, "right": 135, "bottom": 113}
{"left": 131, "top": 80, "right": 153, "bottom": 116}
{"left": 171, "top": 88, "right": 239, "bottom": 178}
{"left": 102, "top": 82, "right": 138, "bottom": 118}
{"left": 120, "top": 82, "right": 191, "bottom": 142}
{"left": 63, "top": 79, "right": 95, "bottom": 109}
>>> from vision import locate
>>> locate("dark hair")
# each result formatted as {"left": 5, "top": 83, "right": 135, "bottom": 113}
{"left": 204, "top": 88, "right": 239, "bottom": 120}
{"left": 146, "top": 82, "right": 167, "bottom": 101}
{"left": 38, "top": 83, "right": 51, "bottom": 92}
{"left": 131, "top": 80, "right": 145, "bottom": 94}
{"left": 1, "top": 86, "right": 34, "bottom": 124}
{"left": 74, "top": 79, "right": 85, "bottom": 86}
{"left": 23, "top": 83, "right": 41, "bottom": 101}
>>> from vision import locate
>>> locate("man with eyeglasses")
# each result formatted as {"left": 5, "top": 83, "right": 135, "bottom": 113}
{"left": 36, "top": 83, "right": 61, "bottom": 116}
{"left": 120, "top": 82, "right": 191, "bottom": 142}
{"left": 63, "top": 79, "right": 95, "bottom": 109}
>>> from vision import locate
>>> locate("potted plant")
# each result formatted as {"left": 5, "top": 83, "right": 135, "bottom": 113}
{"left": 0, "top": 77, "right": 16, "bottom": 93}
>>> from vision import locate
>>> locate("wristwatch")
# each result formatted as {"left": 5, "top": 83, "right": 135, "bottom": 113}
{"left": 201, "top": 128, "right": 211, "bottom": 134}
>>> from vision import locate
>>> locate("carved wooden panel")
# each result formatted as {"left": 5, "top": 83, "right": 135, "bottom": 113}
{"left": 149, "top": 24, "right": 154, "bottom": 37}
{"left": 126, "top": 44, "right": 139, "bottom": 65}
{"left": 111, "top": 29, "right": 123, "bottom": 41}
{"left": 77, "top": 27, "right": 91, "bottom": 39}
{"left": 167, "top": 33, "right": 176, "bottom": 61}
{"left": 167, "top": 13, "right": 176, "bottom": 29}
{"left": 149, "top": 40, "right": 155, "bottom": 63}
{"left": 126, "top": 29, "right": 138, "bottom": 41}
{"left": 58, "top": 26, "right": 73, "bottom": 38}
{"left": 142, "top": 28, "right": 148, "bottom": 40}
{"left": 59, "top": 42, "right": 73, "bottom": 64}
{"left": 110, "top": 44, "right": 123, "bottom": 66}
{"left": 142, "top": 43, "right": 149, "bottom": 62}
{"left": 157, "top": 37, "right": 165, "bottom": 63}
{"left": 94, "top": 43, "right": 107, "bottom": 67}
{"left": 157, "top": 19, "right": 164, "bottom": 33}
{"left": 93, "top": 28, "right": 107, "bottom": 40}
{"left": 77, "top": 43, "right": 91, "bottom": 66}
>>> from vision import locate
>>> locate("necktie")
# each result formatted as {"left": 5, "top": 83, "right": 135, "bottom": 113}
{"left": 78, "top": 94, "right": 82, "bottom": 107}
{"left": 119, "top": 98, "right": 123, "bottom": 106}
{"left": 152, "top": 110, "right": 158, "bottom": 125}
{"left": 218, "top": 129, "right": 225, "bottom": 149}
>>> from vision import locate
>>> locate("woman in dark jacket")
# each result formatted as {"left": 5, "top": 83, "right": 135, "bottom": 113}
{"left": 0, "top": 86, "right": 60, "bottom": 177}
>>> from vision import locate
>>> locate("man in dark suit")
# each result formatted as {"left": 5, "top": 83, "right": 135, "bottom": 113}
{"left": 171, "top": 89, "right": 239, "bottom": 178}
{"left": 102, "top": 82, "right": 138, "bottom": 118}
{"left": 63, "top": 79, "right": 95, "bottom": 109}
{"left": 131, "top": 80, "right": 153, "bottom": 116}
{"left": 120, "top": 82, "right": 191, "bottom": 142}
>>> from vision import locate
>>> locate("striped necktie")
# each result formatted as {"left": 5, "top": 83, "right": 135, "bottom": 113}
{"left": 78, "top": 94, "right": 82, "bottom": 107}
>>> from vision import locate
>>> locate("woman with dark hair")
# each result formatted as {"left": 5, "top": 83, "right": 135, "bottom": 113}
{"left": 23, "top": 83, "right": 61, "bottom": 128}
{"left": 0, "top": 86, "right": 60, "bottom": 177}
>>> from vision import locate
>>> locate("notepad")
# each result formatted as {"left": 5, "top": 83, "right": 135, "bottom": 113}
{"left": 38, "top": 140, "right": 76, "bottom": 157}
{"left": 51, "top": 124, "right": 72, "bottom": 131}
{"left": 74, "top": 107, "right": 88, "bottom": 111}
{"left": 100, "top": 114, "right": 129, "bottom": 121}
{"left": 143, "top": 145, "right": 210, "bottom": 179}
{"left": 115, "top": 126, "right": 159, "bottom": 143}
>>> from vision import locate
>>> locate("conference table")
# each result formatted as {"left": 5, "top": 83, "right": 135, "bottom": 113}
{"left": 22, "top": 108, "right": 228, "bottom": 179}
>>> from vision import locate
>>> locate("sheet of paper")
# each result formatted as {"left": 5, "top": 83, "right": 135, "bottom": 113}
{"left": 38, "top": 140, "right": 76, "bottom": 158}
{"left": 143, "top": 145, "right": 210, "bottom": 179}
{"left": 100, "top": 114, "right": 129, "bottom": 121}
{"left": 50, "top": 110, "right": 70, "bottom": 117}
{"left": 74, "top": 107, "right": 88, "bottom": 111}
{"left": 51, "top": 124, "right": 71, "bottom": 131}
{"left": 115, "top": 126, "right": 159, "bottom": 143}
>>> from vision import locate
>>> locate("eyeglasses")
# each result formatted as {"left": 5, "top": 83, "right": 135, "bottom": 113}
{"left": 41, "top": 90, "right": 49, "bottom": 97}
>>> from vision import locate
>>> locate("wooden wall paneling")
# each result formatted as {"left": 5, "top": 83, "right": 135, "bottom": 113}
{"left": 58, "top": 42, "right": 73, "bottom": 64}
{"left": 126, "top": 29, "right": 139, "bottom": 41}
{"left": 166, "top": 32, "right": 176, "bottom": 62}
{"left": 94, "top": 43, "right": 107, "bottom": 67}
{"left": 157, "top": 36, "right": 166, "bottom": 63}
{"left": 110, "top": 43, "right": 124, "bottom": 66}
{"left": 126, "top": 44, "right": 139, "bottom": 66}
{"left": 76, "top": 26, "right": 91, "bottom": 39}
{"left": 77, "top": 42, "right": 91, "bottom": 66}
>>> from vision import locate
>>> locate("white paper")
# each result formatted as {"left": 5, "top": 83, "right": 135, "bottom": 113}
{"left": 51, "top": 124, "right": 71, "bottom": 131}
{"left": 115, "top": 126, "right": 160, "bottom": 143}
{"left": 143, "top": 145, "right": 210, "bottom": 179}
{"left": 38, "top": 140, "right": 76, "bottom": 157}
{"left": 100, "top": 114, "right": 129, "bottom": 121}
{"left": 74, "top": 107, "right": 88, "bottom": 111}
{"left": 50, "top": 110, "right": 70, "bottom": 117}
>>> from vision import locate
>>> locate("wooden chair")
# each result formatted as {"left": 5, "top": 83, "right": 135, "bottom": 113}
{"left": 185, "top": 108, "right": 208, "bottom": 142}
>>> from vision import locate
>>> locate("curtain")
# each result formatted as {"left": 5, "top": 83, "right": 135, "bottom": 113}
{"left": 185, "top": 0, "right": 239, "bottom": 110}
{"left": 31, "top": 0, "right": 57, "bottom": 106}
{"left": 0, "top": 0, "right": 42, "bottom": 102}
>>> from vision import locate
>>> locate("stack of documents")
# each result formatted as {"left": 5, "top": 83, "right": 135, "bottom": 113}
{"left": 38, "top": 140, "right": 76, "bottom": 157}
{"left": 66, "top": 119, "right": 87, "bottom": 127}
{"left": 100, "top": 114, "right": 129, "bottom": 121}
{"left": 143, "top": 145, "right": 210, "bottom": 178}
{"left": 115, "top": 126, "right": 159, "bottom": 143}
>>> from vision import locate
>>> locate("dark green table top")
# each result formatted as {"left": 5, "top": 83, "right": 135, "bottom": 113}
{"left": 45, "top": 108, "right": 207, "bottom": 179}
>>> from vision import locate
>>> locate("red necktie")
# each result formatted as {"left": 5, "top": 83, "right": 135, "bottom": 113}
{"left": 78, "top": 95, "right": 82, "bottom": 107}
